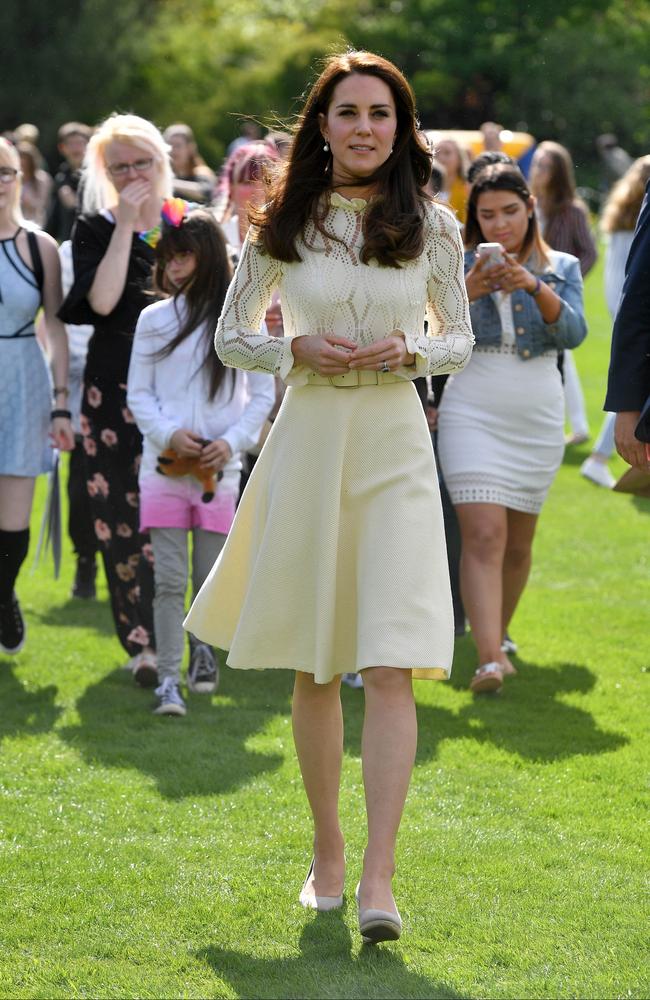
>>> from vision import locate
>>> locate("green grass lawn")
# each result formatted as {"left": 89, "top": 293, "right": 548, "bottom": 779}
{"left": 2, "top": 255, "right": 649, "bottom": 999}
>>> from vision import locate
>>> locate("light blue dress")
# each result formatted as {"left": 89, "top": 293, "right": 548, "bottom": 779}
{"left": 0, "top": 231, "right": 53, "bottom": 476}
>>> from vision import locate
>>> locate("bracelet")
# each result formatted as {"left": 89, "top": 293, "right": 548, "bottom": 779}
{"left": 529, "top": 277, "right": 542, "bottom": 297}
{"left": 53, "top": 386, "right": 70, "bottom": 397}
{"left": 51, "top": 409, "right": 72, "bottom": 420}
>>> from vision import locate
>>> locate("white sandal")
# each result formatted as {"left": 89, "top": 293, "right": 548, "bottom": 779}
{"left": 470, "top": 661, "right": 503, "bottom": 694}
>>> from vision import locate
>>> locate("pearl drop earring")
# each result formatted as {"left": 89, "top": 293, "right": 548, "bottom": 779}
{"left": 323, "top": 141, "right": 329, "bottom": 152}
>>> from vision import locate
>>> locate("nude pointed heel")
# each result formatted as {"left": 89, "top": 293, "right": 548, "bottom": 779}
{"left": 355, "top": 883, "right": 402, "bottom": 944}
{"left": 299, "top": 858, "right": 344, "bottom": 912}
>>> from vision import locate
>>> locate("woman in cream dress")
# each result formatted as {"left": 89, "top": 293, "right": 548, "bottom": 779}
{"left": 185, "top": 51, "right": 473, "bottom": 943}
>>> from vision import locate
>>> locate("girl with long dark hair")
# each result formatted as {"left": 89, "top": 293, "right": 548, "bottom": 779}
{"left": 126, "top": 207, "right": 274, "bottom": 716}
{"left": 184, "top": 51, "right": 473, "bottom": 942}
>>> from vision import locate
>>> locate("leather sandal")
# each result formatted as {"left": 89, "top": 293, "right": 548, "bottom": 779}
{"left": 356, "top": 884, "right": 402, "bottom": 944}
{"left": 470, "top": 660, "right": 503, "bottom": 694}
{"left": 299, "top": 857, "right": 344, "bottom": 912}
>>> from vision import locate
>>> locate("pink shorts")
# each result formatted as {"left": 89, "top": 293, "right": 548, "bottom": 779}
{"left": 139, "top": 474, "right": 237, "bottom": 534}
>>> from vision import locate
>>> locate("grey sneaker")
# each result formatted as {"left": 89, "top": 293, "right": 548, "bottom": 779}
{"left": 187, "top": 638, "right": 219, "bottom": 694}
{"left": 153, "top": 677, "right": 186, "bottom": 716}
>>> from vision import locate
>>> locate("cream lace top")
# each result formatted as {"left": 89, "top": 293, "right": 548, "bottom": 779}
{"left": 215, "top": 193, "right": 474, "bottom": 384}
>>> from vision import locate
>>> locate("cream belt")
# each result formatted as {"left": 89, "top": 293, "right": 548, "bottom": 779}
{"left": 306, "top": 371, "right": 401, "bottom": 388}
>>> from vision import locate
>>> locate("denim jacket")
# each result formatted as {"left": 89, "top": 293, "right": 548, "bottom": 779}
{"left": 464, "top": 249, "right": 587, "bottom": 359}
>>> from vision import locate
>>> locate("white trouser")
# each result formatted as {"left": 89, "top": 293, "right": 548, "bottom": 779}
{"left": 563, "top": 350, "right": 589, "bottom": 437}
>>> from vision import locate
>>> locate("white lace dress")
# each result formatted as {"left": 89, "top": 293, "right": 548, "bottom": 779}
{"left": 184, "top": 194, "right": 474, "bottom": 683}
{"left": 437, "top": 293, "right": 564, "bottom": 515}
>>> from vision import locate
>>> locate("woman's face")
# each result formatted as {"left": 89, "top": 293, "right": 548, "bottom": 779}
{"left": 319, "top": 73, "right": 398, "bottom": 186}
{"left": 0, "top": 155, "right": 19, "bottom": 212}
{"left": 529, "top": 151, "right": 553, "bottom": 194}
{"left": 434, "top": 140, "right": 461, "bottom": 179}
{"left": 169, "top": 135, "right": 193, "bottom": 175}
{"left": 164, "top": 249, "right": 197, "bottom": 289}
{"left": 104, "top": 140, "right": 157, "bottom": 194}
{"left": 475, "top": 189, "right": 533, "bottom": 255}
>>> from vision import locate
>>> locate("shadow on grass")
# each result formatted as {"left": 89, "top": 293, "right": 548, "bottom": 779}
{"left": 58, "top": 658, "right": 291, "bottom": 799}
{"left": 0, "top": 662, "right": 62, "bottom": 743}
{"left": 31, "top": 596, "right": 115, "bottom": 636}
{"left": 338, "top": 651, "right": 628, "bottom": 765}
{"left": 632, "top": 495, "right": 650, "bottom": 514}
{"left": 423, "top": 649, "right": 628, "bottom": 763}
{"left": 197, "top": 911, "right": 463, "bottom": 999}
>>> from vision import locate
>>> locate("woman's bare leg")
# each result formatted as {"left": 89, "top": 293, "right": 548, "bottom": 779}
{"left": 0, "top": 476, "right": 36, "bottom": 531}
{"left": 456, "top": 503, "right": 507, "bottom": 666}
{"left": 358, "top": 666, "right": 417, "bottom": 913}
{"left": 292, "top": 671, "right": 345, "bottom": 897}
{"left": 502, "top": 509, "right": 538, "bottom": 634}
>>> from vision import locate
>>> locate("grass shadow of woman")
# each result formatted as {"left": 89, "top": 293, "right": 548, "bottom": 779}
{"left": 339, "top": 657, "right": 627, "bottom": 766}
{"left": 58, "top": 655, "right": 293, "bottom": 799}
{"left": 0, "top": 662, "right": 62, "bottom": 744}
{"left": 196, "top": 908, "right": 463, "bottom": 999}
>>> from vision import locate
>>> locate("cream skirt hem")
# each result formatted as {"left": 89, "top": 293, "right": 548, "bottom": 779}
{"left": 185, "top": 382, "right": 455, "bottom": 685}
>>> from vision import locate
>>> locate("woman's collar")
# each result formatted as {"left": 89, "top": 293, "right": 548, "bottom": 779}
{"left": 329, "top": 191, "right": 369, "bottom": 212}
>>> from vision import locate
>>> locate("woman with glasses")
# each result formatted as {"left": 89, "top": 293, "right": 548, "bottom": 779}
{"left": 60, "top": 114, "right": 173, "bottom": 686}
{"left": 0, "top": 137, "right": 74, "bottom": 655}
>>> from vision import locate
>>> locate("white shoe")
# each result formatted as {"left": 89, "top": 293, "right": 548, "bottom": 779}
{"left": 580, "top": 457, "right": 615, "bottom": 489}
{"left": 565, "top": 431, "right": 590, "bottom": 446}
{"left": 342, "top": 672, "right": 363, "bottom": 689}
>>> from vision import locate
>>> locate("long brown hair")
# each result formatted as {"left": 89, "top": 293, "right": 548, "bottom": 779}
{"left": 601, "top": 155, "right": 650, "bottom": 234}
{"left": 153, "top": 209, "right": 233, "bottom": 401}
{"left": 251, "top": 50, "right": 433, "bottom": 269}
{"left": 530, "top": 140, "right": 587, "bottom": 220}
{"left": 465, "top": 163, "right": 551, "bottom": 269}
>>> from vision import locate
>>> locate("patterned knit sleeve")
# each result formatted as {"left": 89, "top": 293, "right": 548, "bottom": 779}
{"left": 401, "top": 205, "right": 474, "bottom": 378}
{"left": 215, "top": 234, "right": 296, "bottom": 379}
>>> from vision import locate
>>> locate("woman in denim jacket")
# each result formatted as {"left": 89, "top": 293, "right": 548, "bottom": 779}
{"left": 437, "top": 163, "right": 587, "bottom": 694}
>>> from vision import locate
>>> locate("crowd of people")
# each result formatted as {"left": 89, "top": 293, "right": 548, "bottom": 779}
{"left": 1, "top": 50, "right": 648, "bottom": 944}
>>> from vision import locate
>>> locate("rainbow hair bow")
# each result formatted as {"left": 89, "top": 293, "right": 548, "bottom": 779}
{"left": 138, "top": 197, "right": 190, "bottom": 248}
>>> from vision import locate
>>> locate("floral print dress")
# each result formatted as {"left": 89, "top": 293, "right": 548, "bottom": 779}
{"left": 60, "top": 212, "right": 156, "bottom": 654}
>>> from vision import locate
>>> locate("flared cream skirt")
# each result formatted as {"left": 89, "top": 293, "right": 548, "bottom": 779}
{"left": 184, "top": 381, "right": 454, "bottom": 683}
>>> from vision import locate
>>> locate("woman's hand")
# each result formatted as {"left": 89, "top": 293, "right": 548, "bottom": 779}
{"left": 170, "top": 429, "right": 203, "bottom": 458}
{"left": 348, "top": 333, "right": 414, "bottom": 371}
{"left": 465, "top": 254, "right": 507, "bottom": 301}
{"left": 498, "top": 253, "right": 538, "bottom": 294}
{"left": 50, "top": 417, "right": 75, "bottom": 452}
{"left": 200, "top": 439, "right": 233, "bottom": 470}
{"left": 291, "top": 335, "right": 358, "bottom": 375}
{"left": 114, "top": 178, "right": 153, "bottom": 228}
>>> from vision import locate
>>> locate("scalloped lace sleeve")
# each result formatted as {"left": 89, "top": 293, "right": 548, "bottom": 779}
{"left": 215, "top": 235, "right": 296, "bottom": 380}
{"left": 401, "top": 207, "right": 474, "bottom": 378}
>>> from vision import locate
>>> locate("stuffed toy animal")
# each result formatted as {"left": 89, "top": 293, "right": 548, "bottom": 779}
{"left": 156, "top": 439, "right": 223, "bottom": 502}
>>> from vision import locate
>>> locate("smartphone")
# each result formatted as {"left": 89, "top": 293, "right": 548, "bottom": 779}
{"left": 477, "top": 242, "right": 504, "bottom": 268}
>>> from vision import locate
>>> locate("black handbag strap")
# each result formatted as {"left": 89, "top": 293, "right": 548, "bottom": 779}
{"left": 26, "top": 229, "right": 44, "bottom": 296}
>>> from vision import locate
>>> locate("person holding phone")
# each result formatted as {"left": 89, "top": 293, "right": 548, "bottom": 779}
{"left": 437, "top": 163, "right": 587, "bottom": 693}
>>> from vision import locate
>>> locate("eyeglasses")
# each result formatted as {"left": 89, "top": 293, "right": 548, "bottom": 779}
{"left": 0, "top": 167, "right": 19, "bottom": 184}
{"left": 106, "top": 158, "right": 154, "bottom": 178}
{"left": 163, "top": 250, "right": 194, "bottom": 265}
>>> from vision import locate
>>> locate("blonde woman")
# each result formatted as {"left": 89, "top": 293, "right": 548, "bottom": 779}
{"left": 581, "top": 154, "right": 650, "bottom": 488}
{"left": 431, "top": 137, "right": 470, "bottom": 224}
{"left": 0, "top": 137, "right": 74, "bottom": 654}
{"left": 60, "top": 114, "right": 173, "bottom": 685}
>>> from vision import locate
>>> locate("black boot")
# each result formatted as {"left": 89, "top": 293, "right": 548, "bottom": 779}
{"left": 71, "top": 555, "right": 97, "bottom": 599}
{"left": 0, "top": 593, "right": 26, "bottom": 654}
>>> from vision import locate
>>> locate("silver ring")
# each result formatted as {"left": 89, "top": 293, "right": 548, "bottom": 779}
{"left": 381, "top": 361, "right": 390, "bottom": 373}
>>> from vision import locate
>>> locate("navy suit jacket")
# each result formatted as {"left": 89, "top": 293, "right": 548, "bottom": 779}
{"left": 605, "top": 179, "right": 650, "bottom": 411}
